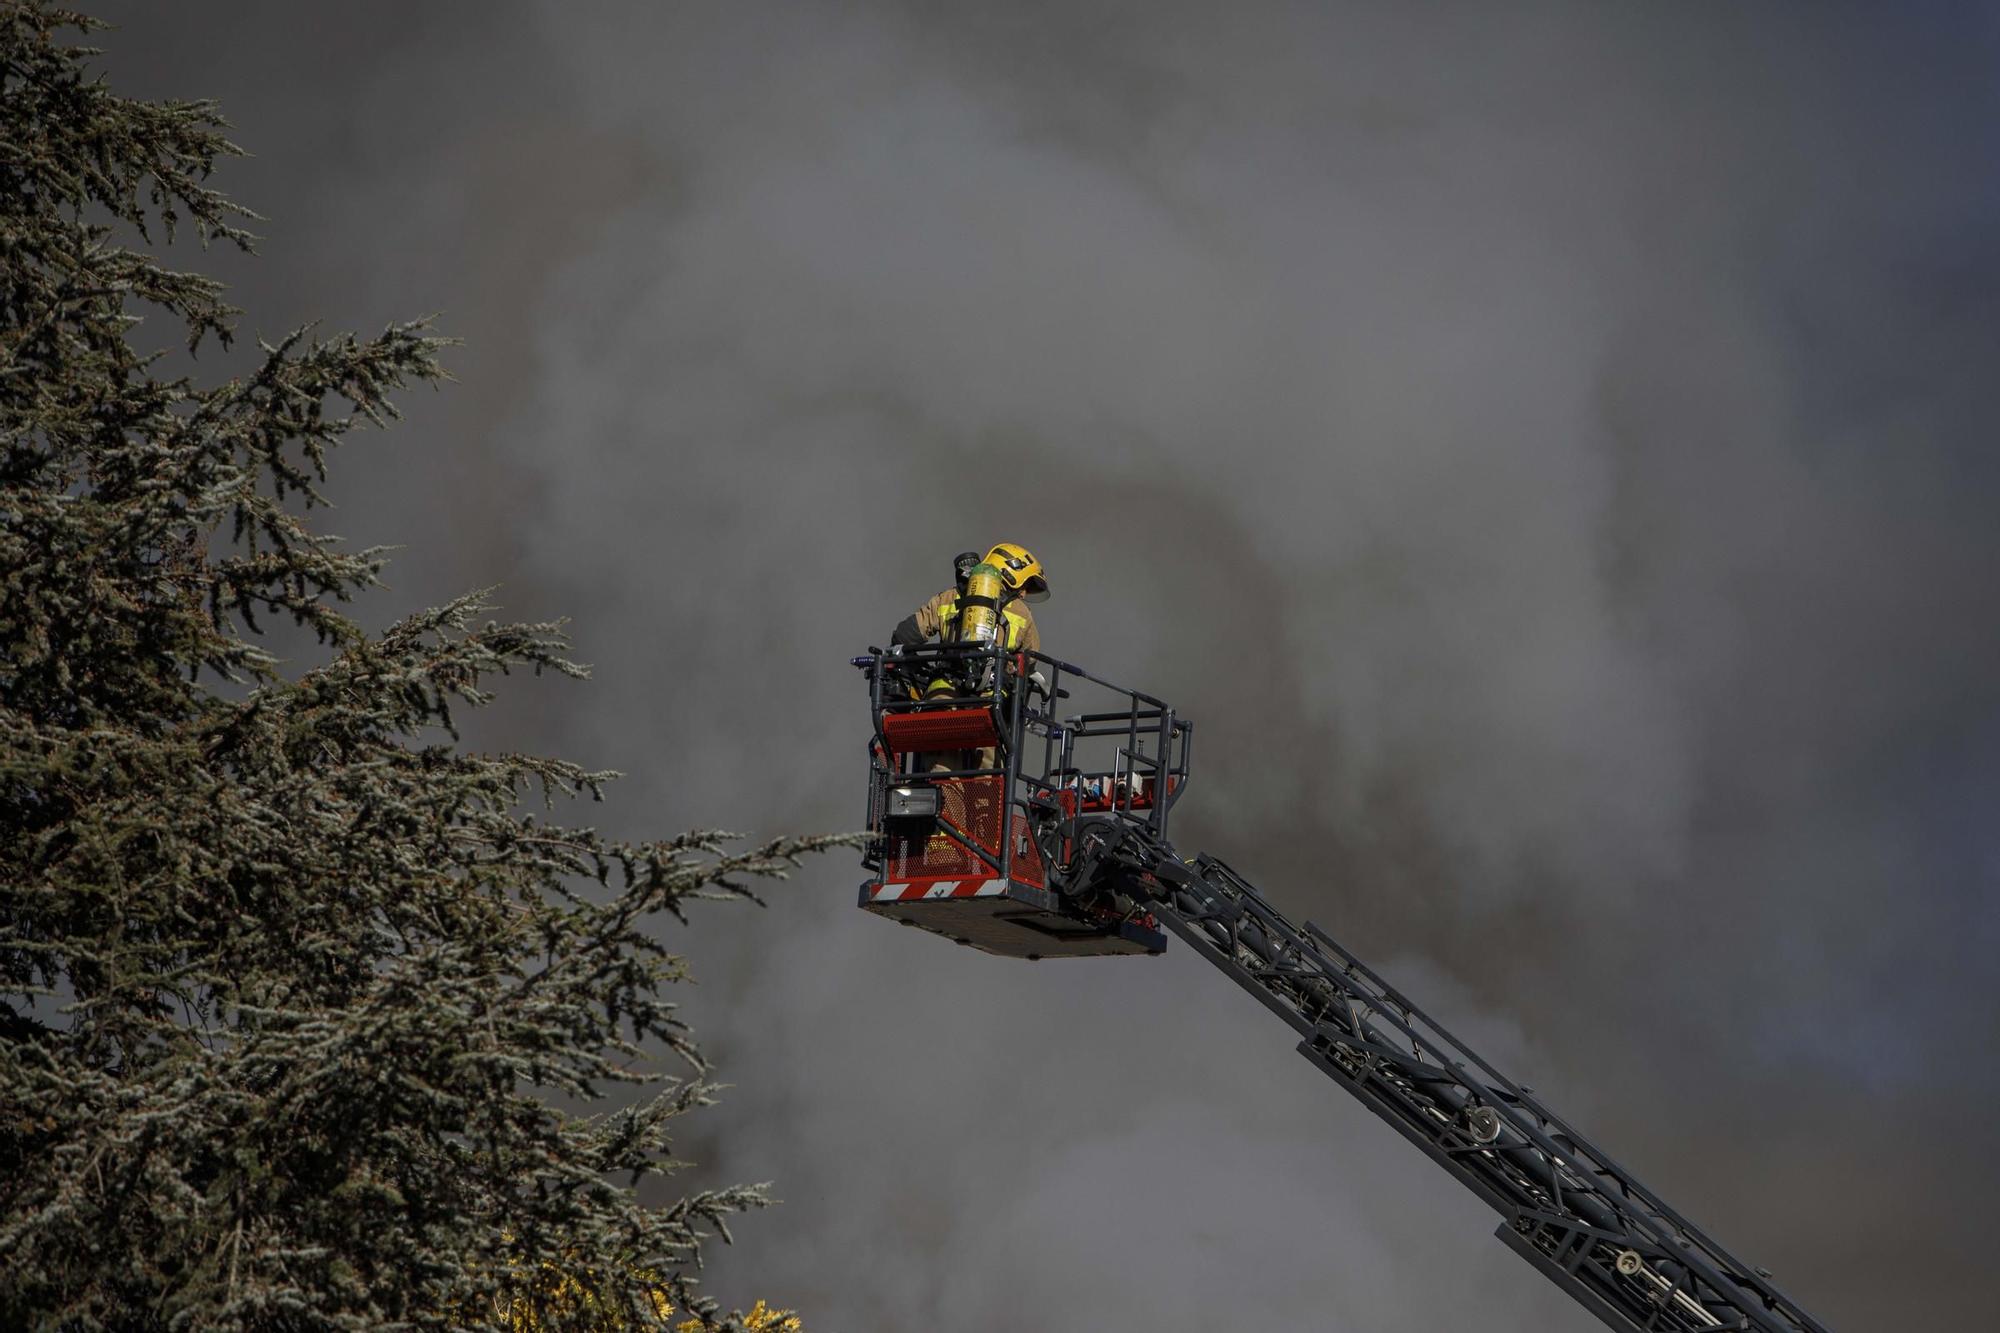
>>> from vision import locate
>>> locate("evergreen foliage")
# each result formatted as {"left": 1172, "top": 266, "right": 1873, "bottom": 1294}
{"left": 0, "top": 7, "right": 830, "bottom": 1327}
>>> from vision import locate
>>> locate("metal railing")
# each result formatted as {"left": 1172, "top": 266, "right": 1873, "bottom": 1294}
{"left": 854, "top": 643, "right": 1190, "bottom": 882}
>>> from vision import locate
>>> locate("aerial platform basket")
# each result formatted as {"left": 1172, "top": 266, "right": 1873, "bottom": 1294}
{"left": 853, "top": 642, "right": 1185, "bottom": 960}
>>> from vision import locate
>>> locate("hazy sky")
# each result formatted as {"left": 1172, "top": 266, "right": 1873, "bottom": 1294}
{"left": 98, "top": 4, "right": 2000, "bottom": 1328}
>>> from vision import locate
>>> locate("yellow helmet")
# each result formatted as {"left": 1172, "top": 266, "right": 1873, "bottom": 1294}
{"left": 984, "top": 542, "right": 1049, "bottom": 603}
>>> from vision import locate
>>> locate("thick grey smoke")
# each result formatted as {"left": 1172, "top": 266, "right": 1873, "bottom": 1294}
{"left": 99, "top": 3, "right": 2000, "bottom": 1328}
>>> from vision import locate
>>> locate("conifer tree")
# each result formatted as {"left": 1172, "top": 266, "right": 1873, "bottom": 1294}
{"left": 0, "top": 7, "right": 830, "bottom": 1327}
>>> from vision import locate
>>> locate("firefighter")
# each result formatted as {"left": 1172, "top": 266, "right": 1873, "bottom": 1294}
{"left": 890, "top": 542, "right": 1048, "bottom": 657}
{"left": 889, "top": 543, "right": 1051, "bottom": 772}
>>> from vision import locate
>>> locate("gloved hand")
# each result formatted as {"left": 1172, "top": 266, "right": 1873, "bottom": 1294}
{"left": 1026, "top": 666, "right": 1053, "bottom": 703}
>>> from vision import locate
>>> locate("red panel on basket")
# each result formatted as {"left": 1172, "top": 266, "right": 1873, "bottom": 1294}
{"left": 887, "top": 777, "right": 1002, "bottom": 880}
{"left": 880, "top": 707, "right": 1000, "bottom": 755}
{"left": 880, "top": 777, "right": 1053, "bottom": 888}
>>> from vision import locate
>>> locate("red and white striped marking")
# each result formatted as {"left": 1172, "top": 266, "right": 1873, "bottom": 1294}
{"left": 869, "top": 878, "right": 1008, "bottom": 902}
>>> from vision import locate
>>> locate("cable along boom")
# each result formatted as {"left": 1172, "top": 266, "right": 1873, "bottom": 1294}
{"left": 1121, "top": 832, "right": 1829, "bottom": 1333}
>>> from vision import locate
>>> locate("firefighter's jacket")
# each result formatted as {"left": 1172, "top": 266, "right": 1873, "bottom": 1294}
{"left": 895, "top": 587, "right": 1040, "bottom": 653}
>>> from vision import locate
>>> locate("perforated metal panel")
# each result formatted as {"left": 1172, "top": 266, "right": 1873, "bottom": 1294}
{"left": 881, "top": 779, "right": 1046, "bottom": 888}
{"left": 879, "top": 706, "right": 999, "bottom": 755}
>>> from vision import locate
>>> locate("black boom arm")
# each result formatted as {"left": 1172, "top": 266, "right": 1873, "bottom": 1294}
{"left": 1076, "top": 820, "right": 1832, "bottom": 1333}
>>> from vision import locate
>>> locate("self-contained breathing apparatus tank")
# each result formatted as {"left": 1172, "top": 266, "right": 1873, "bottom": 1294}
{"left": 926, "top": 557, "right": 1006, "bottom": 700}
{"left": 953, "top": 558, "right": 1009, "bottom": 647}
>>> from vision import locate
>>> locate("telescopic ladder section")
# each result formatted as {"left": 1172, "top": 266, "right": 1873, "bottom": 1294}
{"left": 1079, "top": 821, "right": 1832, "bottom": 1333}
